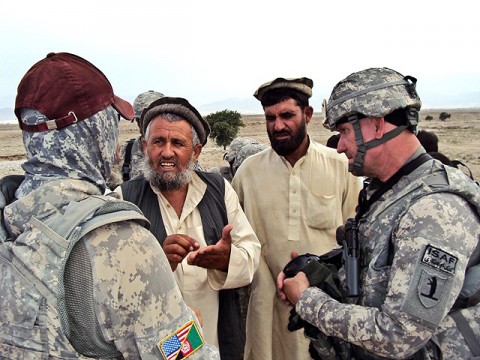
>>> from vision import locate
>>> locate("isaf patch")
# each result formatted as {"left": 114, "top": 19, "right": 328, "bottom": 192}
{"left": 158, "top": 320, "right": 204, "bottom": 360}
{"left": 421, "top": 244, "right": 457, "bottom": 275}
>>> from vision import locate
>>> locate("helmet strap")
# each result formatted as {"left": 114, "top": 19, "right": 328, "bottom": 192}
{"left": 349, "top": 114, "right": 408, "bottom": 175}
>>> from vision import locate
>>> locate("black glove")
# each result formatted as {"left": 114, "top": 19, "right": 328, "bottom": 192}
{"left": 303, "top": 259, "right": 342, "bottom": 301}
{"left": 0, "top": 175, "right": 24, "bottom": 206}
{"left": 285, "top": 250, "right": 344, "bottom": 360}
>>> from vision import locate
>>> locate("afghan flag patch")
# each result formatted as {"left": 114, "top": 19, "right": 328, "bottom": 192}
{"left": 158, "top": 320, "right": 204, "bottom": 360}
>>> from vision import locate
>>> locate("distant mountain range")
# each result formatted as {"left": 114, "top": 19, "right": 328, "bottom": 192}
{"left": 1, "top": 91, "right": 479, "bottom": 121}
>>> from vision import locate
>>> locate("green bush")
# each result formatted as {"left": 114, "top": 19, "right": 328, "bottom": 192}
{"left": 439, "top": 112, "right": 451, "bottom": 121}
{"left": 205, "top": 110, "right": 245, "bottom": 149}
{"left": 425, "top": 115, "right": 433, "bottom": 121}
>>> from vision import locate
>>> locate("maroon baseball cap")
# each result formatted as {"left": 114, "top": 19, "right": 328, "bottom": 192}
{"left": 15, "top": 52, "right": 134, "bottom": 132}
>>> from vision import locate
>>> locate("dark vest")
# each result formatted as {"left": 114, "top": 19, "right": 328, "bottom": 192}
{"left": 121, "top": 171, "right": 245, "bottom": 360}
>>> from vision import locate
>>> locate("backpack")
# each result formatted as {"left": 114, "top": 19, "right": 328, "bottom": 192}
{"left": 0, "top": 177, "right": 148, "bottom": 358}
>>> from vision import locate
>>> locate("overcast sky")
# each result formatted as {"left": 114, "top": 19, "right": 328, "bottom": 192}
{"left": 1, "top": 0, "right": 479, "bottom": 111}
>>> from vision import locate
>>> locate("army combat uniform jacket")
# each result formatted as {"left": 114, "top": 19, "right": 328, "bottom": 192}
{"left": 296, "top": 156, "right": 480, "bottom": 359}
{"left": 0, "top": 179, "right": 219, "bottom": 359}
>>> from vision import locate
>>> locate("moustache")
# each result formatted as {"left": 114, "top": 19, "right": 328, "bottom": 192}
{"left": 272, "top": 130, "right": 291, "bottom": 136}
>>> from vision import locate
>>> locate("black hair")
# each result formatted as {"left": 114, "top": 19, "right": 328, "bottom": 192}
{"left": 417, "top": 130, "right": 439, "bottom": 153}
{"left": 326, "top": 134, "right": 340, "bottom": 149}
{"left": 260, "top": 88, "right": 310, "bottom": 109}
{"left": 429, "top": 152, "right": 453, "bottom": 166}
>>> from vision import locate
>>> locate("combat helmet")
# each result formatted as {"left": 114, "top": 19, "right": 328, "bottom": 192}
{"left": 224, "top": 137, "right": 258, "bottom": 164}
{"left": 323, "top": 67, "right": 421, "bottom": 131}
{"left": 322, "top": 67, "right": 421, "bottom": 175}
{"left": 133, "top": 90, "right": 165, "bottom": 132}
{"left": 233, "top": 143, "right": 269, "bottom": 175}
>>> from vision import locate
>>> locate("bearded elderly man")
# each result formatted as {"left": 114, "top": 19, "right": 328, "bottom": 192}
{"left": 117, "top": 96, "right": 260, "bottom": 360}
{"left": 232, "top": 77, "right": 361, "bottom": 360}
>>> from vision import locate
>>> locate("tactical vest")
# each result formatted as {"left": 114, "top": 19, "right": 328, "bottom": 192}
{"left": 0, "top": 195, "right": 148, "bottom": 358}
{"left": 353, "top": 161, "right": 480, "bottom": 359}
{"left": 121, "top": 171, "right": 246, "bottom": 360}
{"left": 122, "top": 138, "right": 136, "bottom": 181}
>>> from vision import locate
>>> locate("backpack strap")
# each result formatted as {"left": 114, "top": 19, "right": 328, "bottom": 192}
{"left": 47, "top": 195, "right": 148, "bottom": 241}
{"left": 122, "top": 138, "right": 135, "bottom": 182}
{"left": 56, "top": 196, "right": 148, "bottom": 358}
{"left": 450, "top": 310, "right": 480, "bottom": 356}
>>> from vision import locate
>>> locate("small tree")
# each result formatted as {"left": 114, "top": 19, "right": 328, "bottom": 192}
{"left": 425, "top": 115, "right": 433, "bottom": 121}
{"left": 205, "top": 109, "right": 245, "bottom": 149}
{"left": 439, "top": 112, "right": 451, "bottom": 121}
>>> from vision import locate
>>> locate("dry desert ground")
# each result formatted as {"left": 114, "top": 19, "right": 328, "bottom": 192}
{"left": 1, "top": 109, "right": 479, "bottom": 181}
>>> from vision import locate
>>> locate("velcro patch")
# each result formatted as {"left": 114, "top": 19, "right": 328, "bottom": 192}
{"left": 158, "top": 320, "right": 204, "bottom": 360}
{"left": 421, "top": 244, "right": 457, "bottom": 275}
{"left": 418, "top": 270, "right": 447, "bottom": 307}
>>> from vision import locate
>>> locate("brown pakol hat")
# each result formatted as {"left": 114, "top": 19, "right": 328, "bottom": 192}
{"left": 254, "top": 77, "right": 314, "bottom": 101}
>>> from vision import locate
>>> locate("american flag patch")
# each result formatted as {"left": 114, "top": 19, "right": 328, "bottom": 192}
{"left": 158, "top": 320, "right": 204, "bottom": 360}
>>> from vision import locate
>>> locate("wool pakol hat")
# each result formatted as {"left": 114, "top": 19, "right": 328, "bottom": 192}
{"left": 253, "top": 77, "right": 314, "bottom": 101}
{"left": 142, "top": 96, "right": 210, "bottom": 145}
{"left": 15, "top": 52, "right": 134, "bottom": 132}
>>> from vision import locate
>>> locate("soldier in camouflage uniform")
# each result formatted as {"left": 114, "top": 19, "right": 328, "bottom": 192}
{"left": 0, "top": 52, "right": 219, "bottom": 359}
{"left": 215, "top": 137, "right": 258, "bottom": 181}
{"left": 278, "top": 67, "right": 480, "bottom": 359}
{"left": 119, "top": 90, "right": 165, "bottom": 183}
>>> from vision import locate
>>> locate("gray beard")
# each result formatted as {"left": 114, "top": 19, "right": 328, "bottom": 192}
{"left": 143, "top": 156, "right": 195, "bottom": 191}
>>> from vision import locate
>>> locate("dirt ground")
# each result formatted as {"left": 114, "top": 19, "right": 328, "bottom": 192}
{"left": 1, "top": 109, "right": 480, "bottom": 181}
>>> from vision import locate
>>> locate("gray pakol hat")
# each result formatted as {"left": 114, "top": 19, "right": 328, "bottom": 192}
{"left": 254, "top": 77, "right": 314, "bottom": 101}
{"left": 142, "top": 97, "right": 210, "bottom": 145}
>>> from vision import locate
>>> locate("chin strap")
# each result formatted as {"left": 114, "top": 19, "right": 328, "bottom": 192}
{"left": 349, "top": 114, "right": 408, "bottom": 176}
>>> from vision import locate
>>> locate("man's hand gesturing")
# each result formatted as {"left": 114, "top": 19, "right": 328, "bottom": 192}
{"left": 163, "top": 234, "right": 200, "bottom": 271}
{"left": 187, "top": 224, "right": 233, "bottom": 272}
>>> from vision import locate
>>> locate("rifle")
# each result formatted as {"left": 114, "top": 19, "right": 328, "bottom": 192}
{"left": 337, "top": 218, "right": 360, "bottom": 298}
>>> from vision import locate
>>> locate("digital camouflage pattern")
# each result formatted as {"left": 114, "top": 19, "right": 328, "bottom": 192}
{"left": 296, "top": 159, "right": 480, "bottom": 359}
{"left": 133, "top": 90, "right": 165, "bottom": 130}
{"left": 232, "top": 143, "right": 268, "bottom": 174}
{"left": 224, "top": 137, "right": 257, "bottom": 164}
{"left": 0, "top": 178, "right": 219, "bottom": 359}
{"left": 323, "top": 67, "right": 422, "bottom": 131}
{"left": 119, "top": 136, "right": 145, "bottom": 180}
{"left": 16, "top": 107, "right": 119, "bottom": 197}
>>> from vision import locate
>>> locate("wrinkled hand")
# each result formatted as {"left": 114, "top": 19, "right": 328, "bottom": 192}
{"left": 163, "top": 234, "right": 200, "bottom": 271}
{"left": 187, "top": 224, "right": 233, "bottom": 272}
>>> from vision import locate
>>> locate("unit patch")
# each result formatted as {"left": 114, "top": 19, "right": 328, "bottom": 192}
{"left": 421, "top": 244, "right": 457, "bottom": 275}
{"left": 158, "top": 320, "right": 204, "bottom": 360}
{"left": 417, "top": 270, "right": 447, "bottom": 307}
